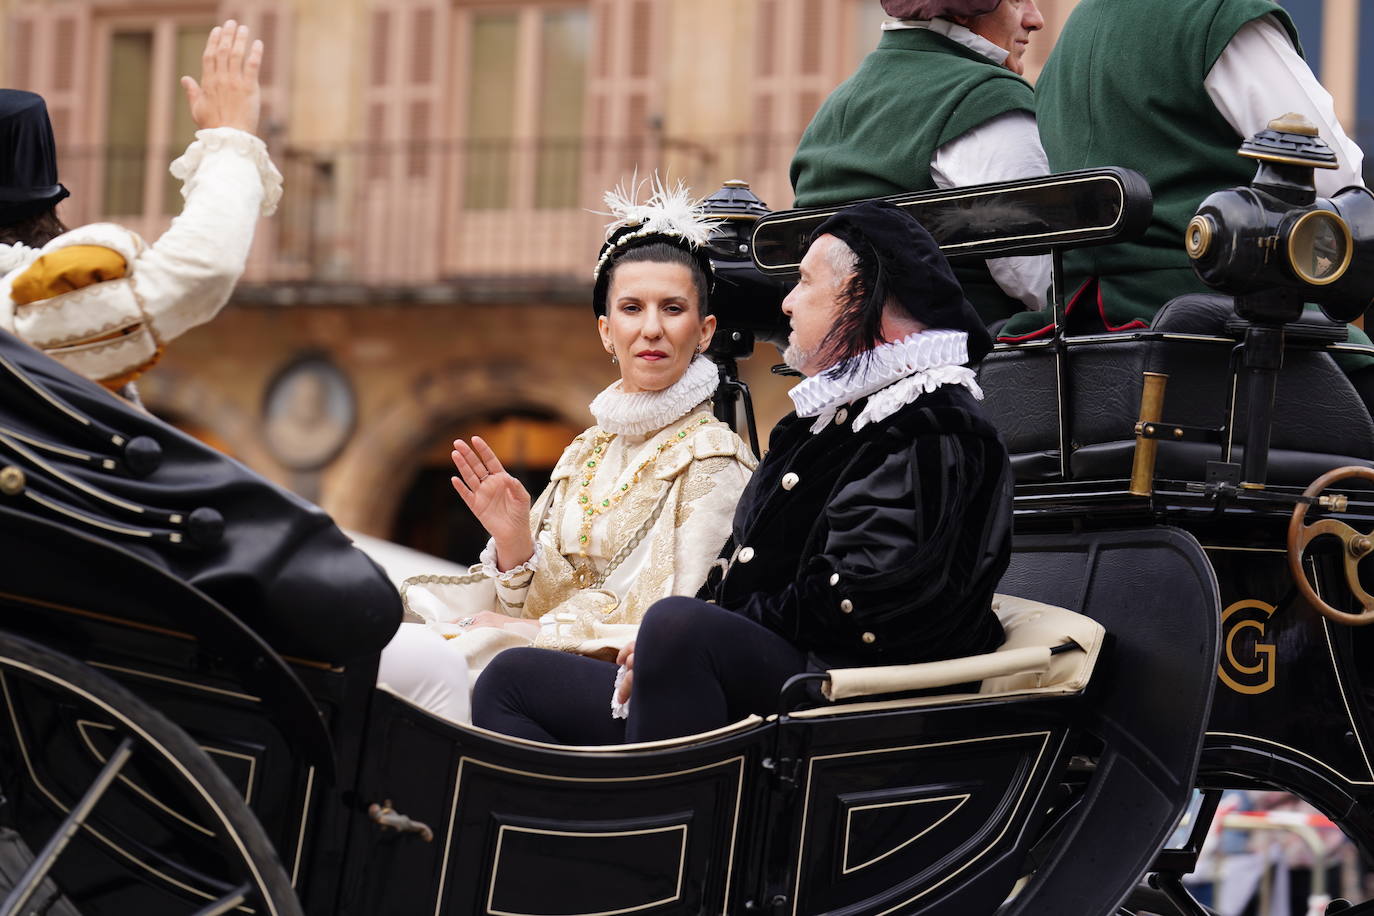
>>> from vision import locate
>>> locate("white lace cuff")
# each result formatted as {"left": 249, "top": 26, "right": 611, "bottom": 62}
{"left": 478, "top": 538, "right": 542, "bottom": 582}
{"left": 611, "top": 664, "right": 631, "bottom": 719}
{"left": 169, "top": 127, "right": 283, "bottom": 217}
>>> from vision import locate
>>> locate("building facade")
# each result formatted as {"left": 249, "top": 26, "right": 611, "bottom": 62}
{"left": 2, "top": 0, "right": 1367, "bottom": 559}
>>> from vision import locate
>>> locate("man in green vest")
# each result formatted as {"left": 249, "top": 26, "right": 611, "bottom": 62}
{"left": 790, "top": 0, "right": 1050, "bottom": 328}
{"left": 1010, "top": 0, "right": 1369, "bottom": 353}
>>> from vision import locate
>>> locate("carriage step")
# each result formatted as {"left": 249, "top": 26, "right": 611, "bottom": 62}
{"left": 0, "top": 828, "right": 83, "bottom": 916}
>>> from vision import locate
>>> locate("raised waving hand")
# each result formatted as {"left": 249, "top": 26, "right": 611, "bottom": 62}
{"left": 450, "top": 436, "right": 535, "bottom": 571}
{"left": 180, "top": 20, "right": 263, "bottom": 134}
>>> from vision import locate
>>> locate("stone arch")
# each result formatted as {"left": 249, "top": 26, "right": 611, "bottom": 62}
{"left": 325, "top": 358, "right": 603, "bottom": 534}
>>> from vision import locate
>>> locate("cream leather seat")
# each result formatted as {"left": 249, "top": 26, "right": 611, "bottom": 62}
{"left": 796, "top": 594, "right": 1106, "bottom": 718}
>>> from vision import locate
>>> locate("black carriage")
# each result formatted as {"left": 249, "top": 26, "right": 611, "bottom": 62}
{"left": 2, "top": 120, "right": 1372, "bottom": 916}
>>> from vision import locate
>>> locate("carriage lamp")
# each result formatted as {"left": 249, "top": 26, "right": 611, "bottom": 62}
{"left": 1185, "top": 113, "right": 1374, "bottom": 324}
{"left": 700, "top": 179, "right": 791, "bottom": 356}
{"left": 698, "top": 180, "right": 791, "bottom": 453}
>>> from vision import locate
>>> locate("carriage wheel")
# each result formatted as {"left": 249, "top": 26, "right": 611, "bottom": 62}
{"left": 0, "top": 631, "right": 302, "bottom": 916}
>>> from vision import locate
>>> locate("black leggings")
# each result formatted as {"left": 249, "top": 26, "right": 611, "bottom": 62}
{"left": 472, "top": 597, "right": 809, "bottom": 744}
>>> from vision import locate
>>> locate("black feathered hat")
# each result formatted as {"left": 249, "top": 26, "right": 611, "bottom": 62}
{"left": 591, "top": 177, "right": 719, "bottom": 316}
{"left": 812, "top": 199, "right": 993, "bottom": 364}
{"left": 0, "top": 90, "right": 70, "bottom": 224}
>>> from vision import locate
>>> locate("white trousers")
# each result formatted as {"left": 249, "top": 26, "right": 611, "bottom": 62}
{"left": 375, "top": 622, "right": 473, "bottom": 724}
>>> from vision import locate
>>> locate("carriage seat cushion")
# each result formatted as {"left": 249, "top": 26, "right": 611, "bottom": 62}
{"left": 821, "top": 595, "right": 1104, "bottom": 702}
{"left": 979, "top": 594, "right": 1105, "bottom": 694}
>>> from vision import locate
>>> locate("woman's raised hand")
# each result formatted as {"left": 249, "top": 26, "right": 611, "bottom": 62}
{"left": 451, "top": 436, "right": 535, "bottom": 571}
{"left": 180, "top": 20, "right": 263, "bottom": 134}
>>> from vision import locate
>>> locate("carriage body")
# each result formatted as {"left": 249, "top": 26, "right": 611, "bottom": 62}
{"left": 0, "top": 505, "right": 1216, "bottom": 916}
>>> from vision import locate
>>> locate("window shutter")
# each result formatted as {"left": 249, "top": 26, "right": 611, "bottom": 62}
{"left": 8, "top": 4, "right": 91, "bottom": 223}
{"left": 586, "top": 0, "right": 664, "bottom": 197}
{"left": 750, "top": 0, "right": 852, "bottom": 206}
{"left": 357, "top": 0, "right": 448, "bottom": 281}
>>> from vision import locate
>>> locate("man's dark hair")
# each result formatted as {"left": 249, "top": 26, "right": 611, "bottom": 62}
{"left": 813, "top": 237, "right": 897, "bottom": 376}
{"left": 0, "top": 207, "right": 66, "bottom": 247}
{"left": 605, "top": 241, "right": 712, "bottom": 317}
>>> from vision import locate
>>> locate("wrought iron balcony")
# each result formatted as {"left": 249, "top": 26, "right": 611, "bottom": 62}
{"left": 53, "top": 135, "right": 802, "bottom": 302}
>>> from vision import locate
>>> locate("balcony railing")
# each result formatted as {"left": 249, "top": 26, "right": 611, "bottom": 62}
{"left": 53, "top": 135, "right": 804, "bottom": 299}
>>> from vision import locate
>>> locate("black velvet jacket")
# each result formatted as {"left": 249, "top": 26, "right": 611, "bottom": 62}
{"left": 705, "top": 383, "right": 1010, "bottom": 667}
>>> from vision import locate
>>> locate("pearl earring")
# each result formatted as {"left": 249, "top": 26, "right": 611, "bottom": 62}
{"left": 609, "top": 350, "right": 619, "bottom": 365}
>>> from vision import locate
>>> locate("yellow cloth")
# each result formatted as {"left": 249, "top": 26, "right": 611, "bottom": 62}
{"left": 11, "top": 246, "right": 129, "bottom": 305}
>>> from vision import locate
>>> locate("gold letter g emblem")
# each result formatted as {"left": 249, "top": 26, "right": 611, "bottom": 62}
{"left": 1218, "top": 599, "right": 1277, "bottom": 695}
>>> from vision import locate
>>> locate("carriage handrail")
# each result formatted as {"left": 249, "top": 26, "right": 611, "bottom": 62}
{"left": 820, "top": 641, "right": 1081, "bottom": 702}
{"left": 749, "top": 167, "right": 1154, "bottom": 275}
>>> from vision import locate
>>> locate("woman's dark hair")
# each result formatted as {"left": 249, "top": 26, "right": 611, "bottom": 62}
{"left": 0, "top": 207, "right": 66, "bottom": 247}
{"left": 604, "top": 241, "right": 712, "bottom": 317}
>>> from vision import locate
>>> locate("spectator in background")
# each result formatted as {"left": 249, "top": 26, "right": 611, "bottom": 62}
{"left": 791, "top": 0, "right": 1050, "bottom": 328}
{"left": 1008, "top": 0, "right": 1368, "bottom": 344}
{"left": 0, "top": 20, "right": 281, "bottom": 396}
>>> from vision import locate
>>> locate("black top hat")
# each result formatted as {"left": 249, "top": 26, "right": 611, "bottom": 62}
{"left": 0, "top": 90, "right": 70, "bottom": 224}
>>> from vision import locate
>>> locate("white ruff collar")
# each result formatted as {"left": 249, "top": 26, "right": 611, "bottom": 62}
{"left": 589, "top": 355, "right": 719, "bottom": 436}
{"left": 788, "top": 329, "right": 982, "bottom": 434}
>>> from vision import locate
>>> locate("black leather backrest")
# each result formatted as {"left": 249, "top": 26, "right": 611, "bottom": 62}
{"left": 979, "top": 294, "right": 1374, "bottom": 483}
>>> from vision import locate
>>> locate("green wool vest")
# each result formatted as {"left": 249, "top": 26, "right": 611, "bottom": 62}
{"left": 790, "top": 28, "right": 1035, "bottom": 325}
{"left": 1005, "top": 0, "right": 1300, "bottom": 339}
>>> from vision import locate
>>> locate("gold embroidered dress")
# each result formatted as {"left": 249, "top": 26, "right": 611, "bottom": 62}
{"left": 379, "top": 356, "right": 754, "bottom": 722}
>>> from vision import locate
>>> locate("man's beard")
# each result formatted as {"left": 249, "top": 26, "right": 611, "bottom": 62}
{"left": 782, "top": 341, "right": 822, "bottom": 375}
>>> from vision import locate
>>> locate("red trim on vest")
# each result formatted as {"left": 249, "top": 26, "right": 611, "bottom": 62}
{"left": 995, "top": 277, "right": 1148, "bottom": 342}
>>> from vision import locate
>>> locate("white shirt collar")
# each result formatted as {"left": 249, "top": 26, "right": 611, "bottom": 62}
{"left": 881, "top": 17, "right": 1010, "bottom": 66}
{"left": 588, "top": 354, "right": 719, "bottom": 437}
{"left": 787, "top": 330, "right": 981, "bottom": 433}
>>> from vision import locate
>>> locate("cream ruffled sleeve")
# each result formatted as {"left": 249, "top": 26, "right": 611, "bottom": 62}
{"left": 138, "top": 127, "right": 282, "bottom": 342}
{"left": 0, "top": 128, "right": 282, "bottom": 386}
{"left": 657, "top": 429, "right": 756, "bottom": 604}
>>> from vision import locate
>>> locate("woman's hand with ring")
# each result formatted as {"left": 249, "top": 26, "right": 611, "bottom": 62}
{"left": 460, "top": 611, "right": 539, "bottom": 636}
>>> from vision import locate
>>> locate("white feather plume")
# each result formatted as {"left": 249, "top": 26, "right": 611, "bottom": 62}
{"left": 598, "top": 172, "right": 721, "bottom": 248}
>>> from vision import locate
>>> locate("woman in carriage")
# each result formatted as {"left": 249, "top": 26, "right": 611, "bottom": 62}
{"left": 378, "top": 180, "right": 757, "bottom": 723}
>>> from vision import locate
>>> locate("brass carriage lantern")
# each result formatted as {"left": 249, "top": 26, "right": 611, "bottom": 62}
{"left": 698, "top": 180, "right": 791, "bottom": 361}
